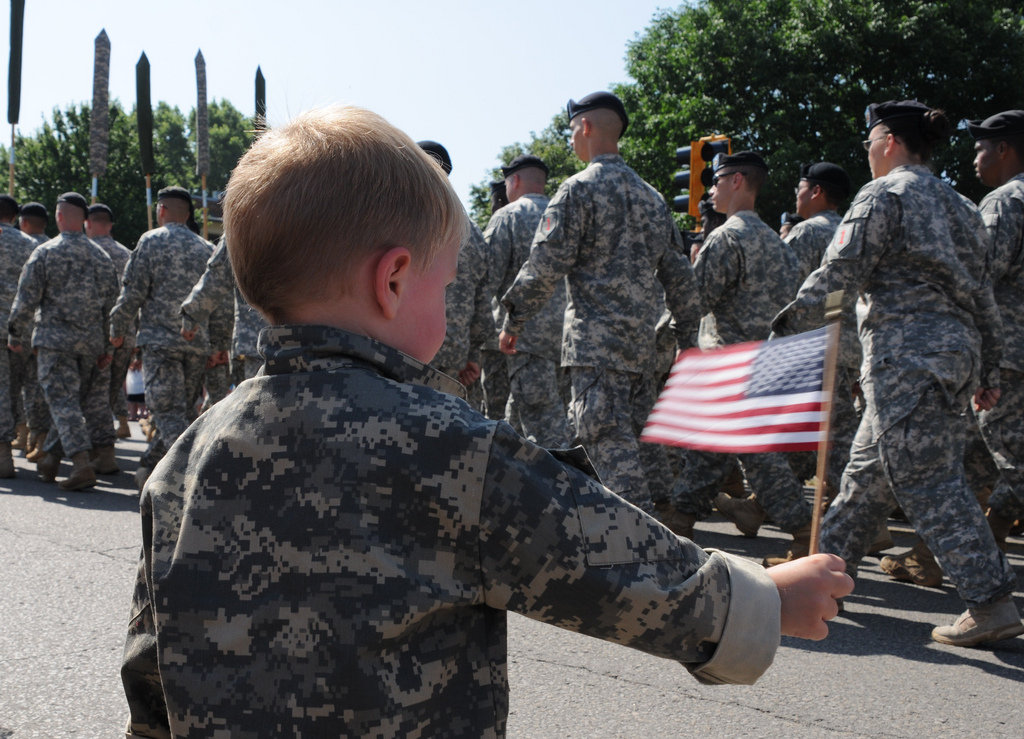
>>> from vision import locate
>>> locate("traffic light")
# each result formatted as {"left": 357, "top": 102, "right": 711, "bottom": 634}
{"left": 672, "top": 135, "right": 732, "bottom": 222}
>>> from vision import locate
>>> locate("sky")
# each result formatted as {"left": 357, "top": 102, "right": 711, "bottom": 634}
{"left": 1, "top": 0, "right": 677, "bottom": 209}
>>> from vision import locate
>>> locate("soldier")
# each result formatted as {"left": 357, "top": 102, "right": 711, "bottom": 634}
{"left": 15, "top": 201, "right": 52, "bottom": 461}
{"left": 483, "top": 154, "right": 568, "bottom": 447}
{"left": 774, "top": 100, "right": 1022, "bottom": 646}
{"left": 0, "top": 195, "right": 38, "bottom": 475}
{"left": 500, "top": 92, "right": 702, "bottom": 513}
{"left": 109, "top": 187, "right": 216, "bottom": 491}
{"left": 671, "top": 152, "right": 813, "bottom": 561}
{"left": 85, "top": 203, "right": 134, "bottom": 445}
{"left": 181, "top": 237, "right": 268, "bottom": 383}
{"left": 7, "top": 193, "right": 119, "bottom": 491}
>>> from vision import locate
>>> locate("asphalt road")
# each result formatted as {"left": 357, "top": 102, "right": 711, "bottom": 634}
{"left": 1, "top": 426, "right": 1022, "bottom": 738}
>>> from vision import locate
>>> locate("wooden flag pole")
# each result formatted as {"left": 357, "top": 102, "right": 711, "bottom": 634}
{"left": 8, "top": 124, "right": 14, "bottom": 195}
{"left": 145, "top": 174, "right": 153, "bottom": 230}
{"left": 808, "top": 290, "right": 844, "bottom": 555}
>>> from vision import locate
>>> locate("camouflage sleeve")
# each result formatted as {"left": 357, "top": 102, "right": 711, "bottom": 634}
{"left": 973, "top": 241, "right": 1003, "bottom": 388}
{"left": 658, "top": 225, "right": 702, "bottom": 349}
{"left": 692, "top": 228, "right": 743, "bottom": 317}
{"left": 7, "top": 250, "right": 44, "bottom": 344}
{"left": 207, "top": 290, "right": 235, "bottom": 353}
{"left": 467, "top": 225, "right": 498, "bottom": 357}
{"left": 101, "top": 261, "right": 121, "bottom": 351}
{"left": 433, "top": 223, "right": 490, "bottom": 371}
{"left": 180, "top": 240, "right": 233, "bottom": 334}
{"left": 479, "top": 424, "right": 781, "bottom": 685}
{"left": 501, "top": 186, "right": 581, "bottom": 336}
{"left": 111, "top": 246, "right": 150, "bottom": 340}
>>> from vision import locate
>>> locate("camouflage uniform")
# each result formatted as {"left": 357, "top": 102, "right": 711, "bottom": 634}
{"left": 110, "top": 223, "right": 215, "bottom": 469}
{"left": 121, "top": 324, "right": 781, "bottom": 738}
{"left": 483, "top": 192, "right": 569, "bottom": 447}
{"left": 975, "top": 172, "right": 1024, "bottom": 522}
{"left": 0, "top": 223, "right": 38, "bottom": 442}
{"left": 774, "top": 164, "right": 1015, "bottom": 606}
{"left": 18, "top": 233, "right": 52, "bottom": 437}
{"left": 502, "top": 153, "right": 701, "bottom": 511}
{"left": 7, "top": 232, "right": 119, "bottom": 456}
{"left": 181, "top": 238, "right": 268, "bottom": 383}
{"left": 671, "top": 212, "right": 812, "bottom": 533}
{"left": 785, "top": 210, "right": 844, "bottom": 285}
{"left": 91, "top": 233, "right": 135, "bottom": 418}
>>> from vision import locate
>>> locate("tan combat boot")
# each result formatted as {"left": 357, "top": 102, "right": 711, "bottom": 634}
{"left": 879, "top": 538, "right": 943, "bottom": 588}
{"left": 987, "top": 509, "right": 1015, "bottom": 554}
{"left": 58, "top": 451, "right": 97, "bottom": 491}
{"left": 762, "top": 527, "right": 812, "bottom": 567}
{"left": 37, "top": 451, "right": 60, "bottom": 483}
{"left": 714, "top": 492, "right": 764, "bottom": 537}
{"left": 868, "top": 521, "right": 895, "bottom": 554}
{"left": 25, "top": 431, "right": 48, "bottom": 462}
{"left": 0, "top": 441, "right": 14, "bottom": 478}
{"left": 90, "top": 445, "right": 120, "bottom": 475}
{"left": 11, "top": 423, "right": 29, "bottom": 451}
{"left": 116, "top": 416, "right": 131, "bottom": 439}
{"left": 653, "top": 500, "right": 697, "bottom": 540}
{"left": 931, "top": 596, "right": 1024, "bottom": 647}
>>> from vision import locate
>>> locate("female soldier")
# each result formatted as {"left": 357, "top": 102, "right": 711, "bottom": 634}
{"left": 773, "top": 100, "right": 1022, "bottom": 647}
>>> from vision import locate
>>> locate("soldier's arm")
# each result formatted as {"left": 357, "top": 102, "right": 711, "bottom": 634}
{"left": 658, "top": 223, "right": 703, "bottom": 350}
{"left": 111, "top": 245, "right": 151, "bottom": 340}
{"left": 7, "top": 251, "right": 44, "bottom": 347}
{"left": 181, "top": 240, "right": 233, "bottom": 336}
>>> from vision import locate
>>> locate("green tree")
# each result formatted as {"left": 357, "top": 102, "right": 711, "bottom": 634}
{"left": 616, "top": 0, "right": 1024, "bottom": 226}
{"left": 469, "top": 111, "right": 586, "bottom": 228}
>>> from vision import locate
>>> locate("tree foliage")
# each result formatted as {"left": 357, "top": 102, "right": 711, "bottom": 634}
{"left": 615, "top": 0, "right": 1024, "bottom": 226}
{"left": 4, "top": 98, "right": 254, "bottom": 247}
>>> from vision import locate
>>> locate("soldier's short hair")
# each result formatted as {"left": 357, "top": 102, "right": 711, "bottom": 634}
{"left": 224, "top": 106, "right": 467, "bottom": 324}
{"left": 0, "top": 194, "right": 18, "bottom": 221}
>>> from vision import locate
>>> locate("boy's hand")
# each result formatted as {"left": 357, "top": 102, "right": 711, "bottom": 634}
{"left": 766, "top": 553, "right": 853, "bottom": 640}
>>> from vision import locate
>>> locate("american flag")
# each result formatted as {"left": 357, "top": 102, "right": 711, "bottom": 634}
{"left": 641, "top": 328, "right": 830, "bottom": 453}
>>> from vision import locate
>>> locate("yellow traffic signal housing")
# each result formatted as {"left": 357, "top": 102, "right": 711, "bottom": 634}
{"left": 672, "top": 135, "right": 732, "bottom": 222}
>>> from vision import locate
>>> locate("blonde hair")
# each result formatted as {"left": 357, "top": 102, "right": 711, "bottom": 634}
{"left": 224, "top": 105, "right": 467, "bottom": 324}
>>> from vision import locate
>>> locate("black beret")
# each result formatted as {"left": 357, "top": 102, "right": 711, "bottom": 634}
{"left": 865, "top": 100, "right": 930, "bottom": 131}
{"left": 968, "top": 110, "right": 1024, "bottom": 141}
{"left": 566, "top": 91, "right": 629, "bottom": 137}
{"left": 87, "top": 203, "right": 113, "bottom": 219}
{"left": 501, "top": 154, "right": 548, "bottom": 178}
{"left": 712, "top": 150, "right": 768, "bottom": 173}
{"left": 417, "top": 140, "right": 453, "bottom": 176}
{"left": 157, "top": 186, "right": 194, "bottom": 208}
{"left": 56, "top": 192, "right": 89, "bottom": 215}
{"left": 489, "top": 179, "right": 506, "bottom": 194}
{"left": 799, "top": 162, "right": 852, "bottom": 199}
{"left": 0, "top": 194, "right": 17, "bottom": 211}
{"left": 19, "top": 202, "right": 47, "bottom": 220}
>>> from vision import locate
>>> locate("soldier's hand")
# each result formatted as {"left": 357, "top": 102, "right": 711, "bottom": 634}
{"left": 499, "top": 331, "right": 518, "bottom": 355}
{"left": 974, "top": 387, "right": 1000, "bottom": 412}
{"left": 7, "top": 343, "right": 21, "bottom": 353}
{"left": 458, "top": 361, "right": 481, "bottom": 386}
{"left": 97, "top": 354, "right": 112, "bottom": 370}
{"left": 109, "top": 336, "right": 124, "bottom": 348}
{"left": 180, "top": 326, "right": 197, "bottom": 342}
{"left": 766, "top": 553, "right": 853, "bottom": 640}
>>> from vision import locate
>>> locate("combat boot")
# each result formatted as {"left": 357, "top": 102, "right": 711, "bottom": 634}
{"left": 719, "top": 467, "right": 746, "bottom": 498}
{"left": 11, "top": 423, "right": 29, "bottom": 451}
{"left": 931, "top": 596, "right": 1024, "bottom": 647}
{"left": 90, "top": 445, "right": 120, "bottom": 475}
{"left": 0, "top": 442, "right": 14, "bottom": 478}
{"left": 116, "top": 416, "right": 131, "bottom": 439}
{"left": 868, "top": 521, "right": 894, "bottom": 555}
{"left": 987, "top": 509, "right": 1014, "bottom": 554}
{"left": 25, "top": 432, "right": 48, "bottom": 462}
{"left": 37, "top": 451, "right": 60, "bottom": 483}
{"left": 879, "top": 538, "right": 943, "bottom": 588}
{"left": 58, "top": 451, "right": 97, "bottom": 491}
{"left": 714, "top": 492, "right": 764, "bottom": 537}
{"left": 762, "top": 526, "right": 812, "bottom": 567}
{"left": 654, "top": 500, "right": 697, "bottom": 540}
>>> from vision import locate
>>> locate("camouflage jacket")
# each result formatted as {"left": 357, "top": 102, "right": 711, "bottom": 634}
{"left": 775, "top": 164, "right": 1002, "bottom": 388}
{"left": 694, "top": 211, "right": 801, "bottom": 349}
{"left": 483, "top": 193, "right": 566, "bottom": 361}
{"left": 180, "top": 239, "right": 266, "bottom": 358}
{"left": 110, "top": 223, "right": 215, "bottom": 353}
{"left": 433, "top": 220, "right": 494, "bottom": 372}
{"left": 501, "top": 154, "right": 701, "bottom": 374}
{"left": 8, "top": 231, "right": 119, "bottom": 355}
{"left": 121, "top": 324, "right": 781, "bottom": 739}
{"left": 785, "top": 210, "right": 862, "bottom": 370}
{"left": 979, "top": 172, "right": 1024, "bottom": 373}
{"left": 0, "top": 222, "right": 38, "bottom": 327}
{"left": 90, "top": 233, "right": 131, "bottom": 280}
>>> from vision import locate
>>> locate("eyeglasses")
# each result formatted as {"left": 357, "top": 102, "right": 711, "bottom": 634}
{"left": 712, "top": 171, "right": 738, "bottom": 187}
{"left": 862, "top": 135, "right": 886, "bottom": 151}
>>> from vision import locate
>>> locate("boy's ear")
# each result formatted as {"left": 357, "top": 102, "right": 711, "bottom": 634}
{"left": 373, "top": 246, "right": 414, "bottom": 320}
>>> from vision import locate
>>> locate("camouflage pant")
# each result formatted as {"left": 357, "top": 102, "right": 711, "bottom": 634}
{"left": 109, "top": 334, "right": 137, "bottom": 419}
{"left": 21, "top": 353, "right": 51, "bottom": 434}
{"left": 568, "top": 366, "right": 654, "bottom": 512}
{"left": 0, "top": 347, "right": 13, "bottom": 441}
{"left": 140, "top": 347, "right": 206, "bottom": 469}
{"left": 36, "top": 347, "right": 113, "bottom": 457}
{"left": 506, "top": 352, "right": 569, "bottom": 449}
{"left": 8, "top": 347, "right": 29, "bottom": 427}
{"left": 976, "top": 368, "right": 1024, "bottom": 522}
{"left": 479, "top": 349, "right": 510, "bottom": 422}
{"left": 202, "top": 363, "right": 230, "bottom": 413}
{"left": 821, "top": 351, "right": 1016, "bottom": 606}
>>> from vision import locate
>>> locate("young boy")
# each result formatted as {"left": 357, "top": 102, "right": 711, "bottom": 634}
{"left": 121, "top": 106, "right": 852, "bottom": 738}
